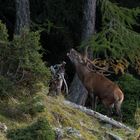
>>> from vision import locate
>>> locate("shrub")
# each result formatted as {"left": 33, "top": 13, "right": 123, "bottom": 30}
{"left": 19, "top": 95, "right": 45, "bottom": 116}
{"left": 0, "top": 20, "right": 8, "bottom": 41}
{"left": 0, "top": 21, "right": 51, "bottom": 98}
{"left": 6, "top": 29, "right": 51, "bottom": 85}
{"left": 7, "top": 117, "right": 55, "bottom": 140}
{"left": 117, "top": 73, "right": 140, "bottom": 126}
{"left": 135, "top": 107, "right": 140, "bottom": 128}
{"left": 0, "top": 75, "right": 14, "bottom": 98}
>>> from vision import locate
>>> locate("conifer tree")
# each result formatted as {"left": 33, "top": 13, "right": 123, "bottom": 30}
{"left": 83, "top": 0, "right": 140, "bottom": 74}
{"left": 68, "top": 0, "right": 97, "bottom": 105}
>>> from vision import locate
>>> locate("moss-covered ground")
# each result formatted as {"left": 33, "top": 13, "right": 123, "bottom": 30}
{"left": 0, "top": 92, "right": 139, "bottom": 140}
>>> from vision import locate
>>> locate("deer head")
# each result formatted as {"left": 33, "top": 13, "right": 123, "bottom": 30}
{"left": 67, "top": 47, "right": 113, "bottom": 74}
{"left": 67, "top": 48, "right": 87, "bottom": 65}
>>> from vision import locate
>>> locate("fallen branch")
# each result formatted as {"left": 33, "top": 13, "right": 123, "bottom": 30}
{"left": 60, "top": 73, "right": 68, "bottom": 95}
{"left": 64, "top": 100, "right": 135, "bottom": 133}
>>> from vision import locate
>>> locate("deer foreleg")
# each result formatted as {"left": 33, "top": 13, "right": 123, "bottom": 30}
{"left": 94, "top": 95, "right": 98, "bottom": 111}
{"left": 90, "top": 94, "right": 97, "bottom": 111}
{"left": 107, "top": 106, "right": 113, "bottom": 117}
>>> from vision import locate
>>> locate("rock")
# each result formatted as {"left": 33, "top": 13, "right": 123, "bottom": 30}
{"left": 55, "top": 128, "right": 64, "bottom": 140}
{"left": 0, "top": 123, "right": 7, "bottom": 133}
{"left": 55, "top": 127, "right": 83, "bottom": 139}
{"left": 65, "top": 127, "right": 82, "bottom": 138}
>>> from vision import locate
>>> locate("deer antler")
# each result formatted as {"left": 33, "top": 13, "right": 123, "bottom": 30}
{"left": 86, "top": 63, "right": 111, "bottom": 76}
{"left": 83, "top": 46, "right": 89, "bottom": 61}
{"left": 86, "top": 58, "right": 114, "bottom": 74}
{"left": 84, "top": 46, "right": 89, "bottom": 56}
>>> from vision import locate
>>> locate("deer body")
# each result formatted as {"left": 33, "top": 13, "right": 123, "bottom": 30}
{"left": 67, "top": 48, "right": 124, "bottom": 120}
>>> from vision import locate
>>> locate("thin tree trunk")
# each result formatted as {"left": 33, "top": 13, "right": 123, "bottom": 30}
{"left": 15, "top": 0, "right": 30, "bottom": 34}
{"left": 68, "top": 0, "right": 96, "bottom": 105}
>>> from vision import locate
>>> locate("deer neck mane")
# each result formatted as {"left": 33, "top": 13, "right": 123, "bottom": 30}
{"left": 75, "top": 62, "right": 91, "bottom": 81}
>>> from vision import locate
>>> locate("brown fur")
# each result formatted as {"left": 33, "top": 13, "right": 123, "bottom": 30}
{"left": 67, "top": 48, "right": 124, "bottom": 120}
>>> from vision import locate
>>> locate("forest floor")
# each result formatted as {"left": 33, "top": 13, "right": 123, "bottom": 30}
{"left": 0, "top": 93, "right": 139, "bottom": 140}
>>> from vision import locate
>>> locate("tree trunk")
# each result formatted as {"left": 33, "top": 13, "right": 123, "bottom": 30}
{"left": 64, "top": 100, "right": 135, "bottom": 133}
{"left": 68, "top": 0, "right": 96, "bottom": 105}
{"left": 82, "top": 0, "right": 96, "bottom": 40}
{"left": 15, "top": 0, "right": 30, "bottom": 34}
{"left": 68, "top": 74, "right": 87, "bottom": 105}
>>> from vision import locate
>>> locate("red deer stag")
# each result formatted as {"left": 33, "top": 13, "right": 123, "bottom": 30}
{"left": 67, "top": 48, "right": 124, "bottom": 120}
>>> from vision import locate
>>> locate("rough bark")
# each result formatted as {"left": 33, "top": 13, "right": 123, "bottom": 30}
{"left": 15, "top": 0, "right": 30, "bottom": 34}
{"left": 68, "top": 74, "right": 87, "bottom": 105}
{"left": 64, "top": 100, "right": 135, "bottom": 133}
{"left": 68, "top": 0, "right": 96, "bottom": 105}
{"left": 82, "top": 0, "right": 96, "bottom": 40}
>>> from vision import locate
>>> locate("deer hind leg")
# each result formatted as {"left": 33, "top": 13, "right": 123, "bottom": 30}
{"left": 114, "top": 101, "right": 122, "bottom": 121}
{"left": 102, "top": 100, "right": 114, "bottom": 117}
{"left": 107, "top": 105, "right": 114, "bottom": 117}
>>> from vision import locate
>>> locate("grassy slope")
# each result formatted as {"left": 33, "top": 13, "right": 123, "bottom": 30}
{"left": 0, "top": 93, "right": 138, "bottom": 140}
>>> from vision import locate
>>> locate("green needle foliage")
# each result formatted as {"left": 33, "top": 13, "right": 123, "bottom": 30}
{"left": 117, "top": 73, "right": 140, "bottom": 126}
{"left": 0, "top": 21, "right": 50, "bottom": 98}
{"left": 83, "top": 0, "right": 140, "bottom": 71}
{"left": 12, "top": 29, "right": 50, "bottom": 78}
{"left": 7, "top": 117, "right": 55, "bottom": 140}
